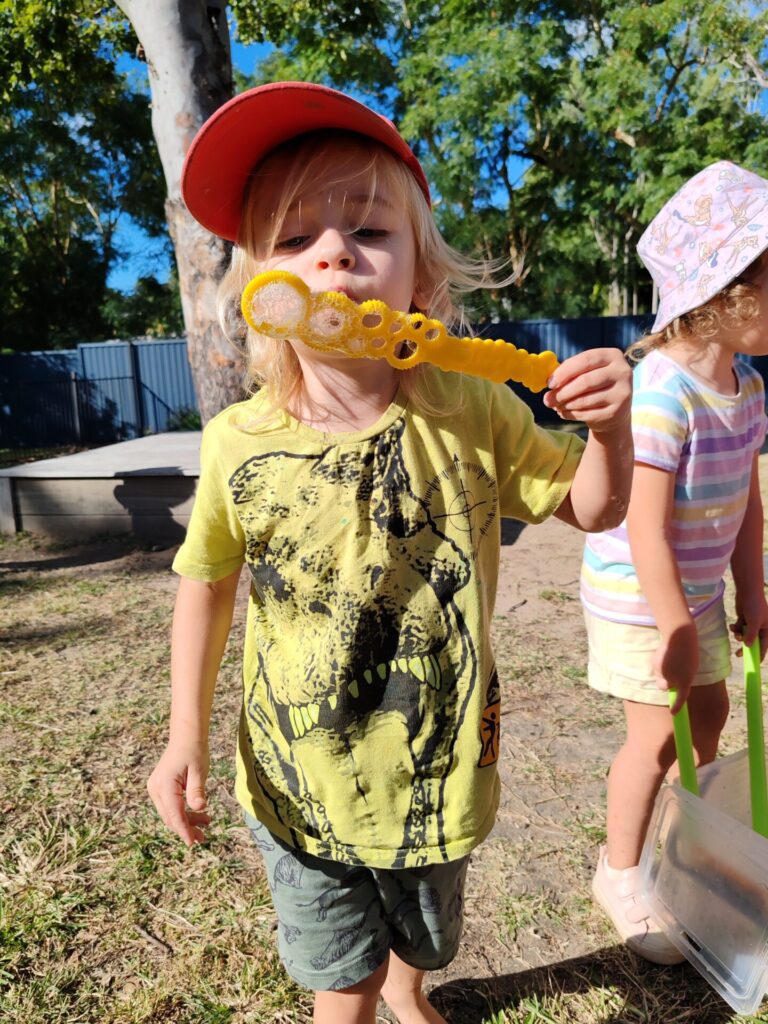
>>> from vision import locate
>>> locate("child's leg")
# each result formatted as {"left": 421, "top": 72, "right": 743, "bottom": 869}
{"left": 595, "top": 701, "right": 684, "bottom": 963}
{"left": 380, "top": 951, "right": 447, "bottom": 1023}
{"left": 595, "top": 681, "right": 729, "bottom": 963}
{"left": 313, "top": 952, "right": 447, "bottom": 1024}
{"left": 606, "top": 700, "right": 677, "bottom": 869}
{"left": 681, "top": 678, "right": 729, "bottom": 771}
{"left": 606, "top": 681, "right": 729, "bottom": 869}
{"left": 312, "top": 959, "right": 389, "bottom": 1024}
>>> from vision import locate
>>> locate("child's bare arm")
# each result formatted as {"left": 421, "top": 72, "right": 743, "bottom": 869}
{"left": 627, "top": 463, "right": 698, "bottom": 712}
{"left": 729, "top": 454, "right": 768, "bottom": 658}
{"left": 546, "top": 348, "right": 633, "bottom": 532}
{"left": 147, "top": 569, "right": 241, "bottom": 846}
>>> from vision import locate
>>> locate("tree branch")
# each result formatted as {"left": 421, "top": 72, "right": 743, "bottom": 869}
{"left": 741, "top": 49, "right": 768, "bottom": 88}
{"left": 654, "top": 25, "right": 698, "bottom": 121}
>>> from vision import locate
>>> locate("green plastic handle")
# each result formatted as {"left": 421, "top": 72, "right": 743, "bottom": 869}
{"left": 743, "top": 639, "right": 768, "bottom": 838}
{"left": 668, "top": 693, "right": 699, "bottom": 796}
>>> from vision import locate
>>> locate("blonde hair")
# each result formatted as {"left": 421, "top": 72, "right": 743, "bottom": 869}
{"left": 626, "top": 275, "right": 763, "bottom": 365}
{"left": 217, "top": 130, "right": 516, "bottom": 416}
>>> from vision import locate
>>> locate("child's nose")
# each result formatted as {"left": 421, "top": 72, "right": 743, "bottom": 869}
{"left": 315, "top": 231, "right": 356, "bottom": 271}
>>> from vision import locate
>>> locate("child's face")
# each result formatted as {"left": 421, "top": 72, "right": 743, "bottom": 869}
{"left": 264, "top": 169, "right": 422, "bottom": 315}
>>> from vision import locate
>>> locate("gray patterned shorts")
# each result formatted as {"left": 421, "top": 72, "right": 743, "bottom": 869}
{"left": 245, "top": 814, "right": 470, "bottom": 992}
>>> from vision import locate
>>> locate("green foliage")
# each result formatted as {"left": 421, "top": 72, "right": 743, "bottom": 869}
{"left": 0, "top": 0, "right": 134, "bottom": 101}
{"left": 0, "top": 0, "right": 169, "bottom": 350}
{"left": 231, "top": 0, "right": 396, "bottom": 86}
{"left": 235, "top": 0, "right": 768, "bottom": 320}
{"left": 166, "top": 407, "right": 203, "bottom": 431}
{"left": 100, "top": 273, "right": 185, "bottom": 340}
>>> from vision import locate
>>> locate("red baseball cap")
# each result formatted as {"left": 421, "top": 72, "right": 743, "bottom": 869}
{"left": 181, "top": 81, "right": 431, "bottom": 242}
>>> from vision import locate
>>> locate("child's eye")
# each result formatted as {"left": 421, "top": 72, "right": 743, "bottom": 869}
{"left": 276, "top": 235, "right": 308, "bottom": 250}
{"left": 353, "top": 227, "right": 388, "bottom": 240}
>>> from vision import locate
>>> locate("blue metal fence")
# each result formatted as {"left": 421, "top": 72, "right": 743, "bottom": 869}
{"left": 0, "top": 338, "right": 198, "bottom": 448}
{"left": 19, "top": 313, "right": 768, "bottom": 450}
{"left": 487, "top": 314, "right": 653, "bottom": 360}
{"left": 483, "top": 314, "right": 653, "bottom": 419}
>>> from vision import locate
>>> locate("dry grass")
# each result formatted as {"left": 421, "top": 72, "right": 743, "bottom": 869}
{"left": 1, "top": 534, "right": 311, "bottom": 1023}
{"left": 2, "top": 463, "right": 768, "bottom": 1024}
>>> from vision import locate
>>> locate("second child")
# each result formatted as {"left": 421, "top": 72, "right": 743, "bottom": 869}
{"left": 582, "top": 160, "right": 768, "bottom": 963}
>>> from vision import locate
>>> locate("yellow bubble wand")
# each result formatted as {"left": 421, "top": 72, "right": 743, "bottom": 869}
{"left": 241, "top": 270, "right": 559, "bottom": 392}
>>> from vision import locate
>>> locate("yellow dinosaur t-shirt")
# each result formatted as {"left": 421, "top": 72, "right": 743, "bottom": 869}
{"left": 173, "top": 372, "right": 583, "bottom": 868}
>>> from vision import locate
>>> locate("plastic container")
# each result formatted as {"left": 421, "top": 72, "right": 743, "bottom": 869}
{"left": 639, "top": 641, "right": 768, "bottom": 1014}
{"left": 640, "top": 750, "right": 768, "bottom": 1013}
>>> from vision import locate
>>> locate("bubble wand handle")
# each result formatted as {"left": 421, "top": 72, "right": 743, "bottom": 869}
{"left": 743, "top": 639, "right": 768, "bottom": 837}
{"left": 667, "top": 693, "right": 699, "bottom": 796}
{"left": 241, "top": 270, "right": 560, "bottom": 392}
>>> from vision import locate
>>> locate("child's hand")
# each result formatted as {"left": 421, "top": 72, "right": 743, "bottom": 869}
{"left": 147, "top": 741, "right": 211, "bottom": 847}
{"left": 730, "top": 593, "right": 768, "bottom": 660}
{"left": 652, "top": 621, "right": 699, "bottom": 714}
{"left": 543, "top": 348, "right": 632, "bottom": 434}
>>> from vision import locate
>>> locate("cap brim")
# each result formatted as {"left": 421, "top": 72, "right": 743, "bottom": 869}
{"left": 182, "top": 81, "right": 430, "bottom": 242}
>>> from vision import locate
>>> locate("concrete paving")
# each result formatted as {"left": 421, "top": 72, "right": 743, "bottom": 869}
{"left": 0, "top": 432, "right": 202, "bottom": 479}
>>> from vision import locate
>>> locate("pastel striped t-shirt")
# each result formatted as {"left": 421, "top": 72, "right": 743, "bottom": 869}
{"left": 581, "top": 349, "right": 767, "bottom": 625}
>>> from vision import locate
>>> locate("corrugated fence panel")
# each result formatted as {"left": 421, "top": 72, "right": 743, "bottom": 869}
{"left": 79, "top": 342, "right": 133, "bottom": 378}
{"left": 487, "top": 315, "right": 654, "bottom": 419}
{"left": 0, "top": 338, "right": 198, "bottom": 448}
{"left": 0, "top": 350, "right": 84, "bottom": 447}
{"left": 78, "top": 342, "right": 139, "bottom": 439}
{"left": 135, "top": 340, "right": 197, "bottom": 432}
{"left": 490, "top": 315, "right": 653, "bottom": 359}
{"left": 0, "top": 349, "right": 80, "bottom": 381}
{"left": 611, "top": 315, "right": 656, "bottom": 350}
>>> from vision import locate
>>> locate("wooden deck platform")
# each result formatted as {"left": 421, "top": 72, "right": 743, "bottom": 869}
{"left": 0, "top": 433, "right": 201, "bottom": 543}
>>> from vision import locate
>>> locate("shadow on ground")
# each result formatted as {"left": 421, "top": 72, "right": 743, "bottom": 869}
{"left": 430, "top": 951, "right": 741, "bottom": 1023}
{"left": 0, "top": 537, "right": 176, "bottom": 573}
{"left": 501, "top": 518, "right": 527, "bottom": 546}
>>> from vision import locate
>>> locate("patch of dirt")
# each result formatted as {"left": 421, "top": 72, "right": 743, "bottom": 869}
{"left": 425, "top": 517, "right": 617, "bottom": 1006}
{"left": 496, "top": 515, "right": 584, "bottom": 628}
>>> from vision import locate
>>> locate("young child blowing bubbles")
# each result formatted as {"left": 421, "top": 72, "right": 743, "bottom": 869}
{"left": 148, "top": 81, "right": 632, "bottom": 1024}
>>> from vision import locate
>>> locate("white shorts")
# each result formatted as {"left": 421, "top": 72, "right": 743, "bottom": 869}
{"left": 584, "top": 599, "right": 731, "bottom": 706}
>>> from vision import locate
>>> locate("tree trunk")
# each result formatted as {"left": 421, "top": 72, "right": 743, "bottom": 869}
{"left": 115, "top": 0, "right": 244, "bottom": 422}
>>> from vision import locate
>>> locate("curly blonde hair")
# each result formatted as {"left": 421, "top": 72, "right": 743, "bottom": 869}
{"left": 626, "top": 273, "right": 763, "bottom": 365}
{"left": 216, "top": 130, "right": 516, "bottom": 417}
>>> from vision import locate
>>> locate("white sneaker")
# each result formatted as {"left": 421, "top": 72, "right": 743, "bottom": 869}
{"left": 592, "top": 846, "right": 685, "bottom": 965}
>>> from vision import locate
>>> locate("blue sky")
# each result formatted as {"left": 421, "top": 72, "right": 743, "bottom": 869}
{"left": 107, "top": 38, "right": 271, "bottom": 292}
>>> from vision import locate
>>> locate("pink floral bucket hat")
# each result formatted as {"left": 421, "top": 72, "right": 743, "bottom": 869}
{"left": 637, "top": 160, "right": 768, "bottom": 332}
